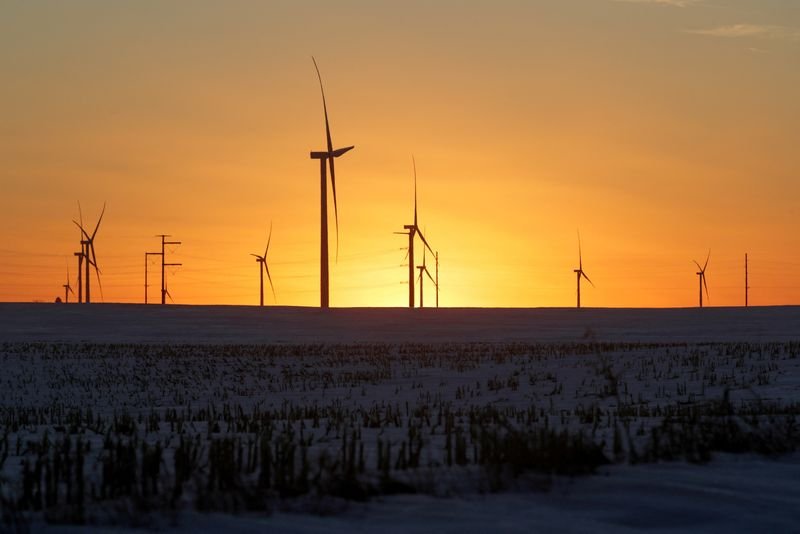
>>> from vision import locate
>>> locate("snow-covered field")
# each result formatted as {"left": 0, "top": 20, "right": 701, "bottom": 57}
{"left": 2, "top": 303, "right": 800, "bottom": 344}
{"left": 1, "top": 304, "right": 799, "bottom": 532}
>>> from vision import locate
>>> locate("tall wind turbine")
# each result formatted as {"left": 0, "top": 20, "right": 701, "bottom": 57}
{"left": 73, "top": 203, "right": 105, "bottom": 304}
{"left": 395, "top": 156, "right": 435, "bottom": 308}
{"left": 309, "top": 57, "right": 354, "bottom": 309}
{"left": 251, "top": 223, "right": 276, "bottom": 307}
{"left": 416, "top": 247, "right": 436, "bottom": 308}
{"left": 62, "top": 264, "right": 74, "bottom": 303}
{"left": 574, "top": 232, "right": 594, "bottom": 308}
{"left": 694, "top": 251, "right": 710, "bottom": 308}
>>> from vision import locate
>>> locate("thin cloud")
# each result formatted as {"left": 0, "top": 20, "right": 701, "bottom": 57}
{"left": 686, "top": 24, "right": 800, "bottom": 41}
{"left": 613, "top": 0, "right": 701, "bottom": 7}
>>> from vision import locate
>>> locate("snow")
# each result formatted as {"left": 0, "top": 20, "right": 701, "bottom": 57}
{"left": 1, "top": 303, "right": 800, "bottom": 344}
{"left": 1, "top": 303, "right": 799, "bottom": 532}
{"left": 40, "top": 456, "right": 800, "bottom": 533}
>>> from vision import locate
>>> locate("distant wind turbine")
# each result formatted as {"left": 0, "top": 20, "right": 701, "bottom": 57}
{"left": 62, "top": 264, "right": 74, "bottom": 303}
{"left": 73, "top": 202, "right": 105, "bottom": 304}
{"left": 416, "top": 246, "right": 436, "bottom": 308}
{"left": 309, "top": 57, "right": 354, "bottom": 309}
{"left": 694, "top": 250, "right": 710, "bottom": 308}
{"left": 251, "top": 223, "right": 276, "bottom": 307}
{"left": 574, "top": 232, "right": 594, "bottom": 308}
{"left": 395, "top": 156, "right": 435, "bottom": 308}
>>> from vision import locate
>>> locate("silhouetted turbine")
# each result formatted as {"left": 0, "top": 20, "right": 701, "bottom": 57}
{"left": 309, "top": 57, "right": 354, "bottom": 309}
{"left": 73, "top": 202, "right": 105, "bottom": 304}
{"left": 251, "top": 223, "right": 276, "bottom": 307}
{"left": 574, "top": 231, "right": 594, "bottom": 308}
{"left": 694, "top": 250, "right": 710, "bottom": 308}
{"left": 416, "top": 246, "right": 436, "bottom": 308}
{"left": 62, "top": 264, "right": 74, "bottom": 303}
{"left": 395, "top": 156, "right": 435, "bottom": 308}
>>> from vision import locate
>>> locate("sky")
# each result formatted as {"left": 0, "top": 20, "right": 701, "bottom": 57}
{"left": 1, "top": 0, "right": 799, "bottom": 308}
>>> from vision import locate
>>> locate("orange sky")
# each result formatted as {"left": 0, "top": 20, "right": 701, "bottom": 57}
{"left": 1, "top": 1, "right": 799, "bottom": 307}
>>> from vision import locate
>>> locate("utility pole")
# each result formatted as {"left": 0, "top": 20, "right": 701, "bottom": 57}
{"left": 156, "top": 235, "right": 182, "bottom": 305}
{"left": 145, "top": 251, "right": 161, "bottom": 304}
{"left": 745, "top": 253, "right": 749, "bottom": 307}
{"left": 435, "top": 251, "right": 439, "bottom": 309}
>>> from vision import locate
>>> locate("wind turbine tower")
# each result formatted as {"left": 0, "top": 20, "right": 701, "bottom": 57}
{"left": 309, "top": 57, "right": 354, "bottom": 309}
{"left": 73, "top": 251, "right": 83, "bottom": 303}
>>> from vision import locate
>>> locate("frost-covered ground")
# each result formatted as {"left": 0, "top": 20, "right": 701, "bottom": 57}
{"left": 1, "top": 304, "right": 799, "bottom": 532}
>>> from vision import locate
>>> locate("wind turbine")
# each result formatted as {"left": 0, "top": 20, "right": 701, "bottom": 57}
{"left": 574, "top": 232, "right": 594, "bottom": 308}
{"left": 309, "top": 57, "right": 354, "bottom": 309}
{"left": 694, "top": 250, "right": 710, "bottom": 308}
{"left": 62, "top": 264, "right": 74, "bottom": 303}
{"left": 395, "top": 156, "right": 435, "bottom": 308}
{"left": 416, "top": 246, "right": 436, "bottom": 308}
{"left": 73, "top": 202, "right": 105, "bottom": 304}
{"left": 251, "top": 223, "right": 276, "bottom": 307}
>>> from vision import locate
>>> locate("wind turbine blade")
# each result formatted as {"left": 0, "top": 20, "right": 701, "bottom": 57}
{"left": 329, "top": 157, "right": 339, "bottom": 262}
{"left": 702, "top": 273, "right": 709, "bottom": 300}
{"left": 578, "top": 230, "right": 582, "bottom": 271}
{"left": 312, "top": 57, "right": 333, "bottom": 154}
{"left": 265, "top": 221, "right": 273, "bottom": 259}
{"left": 73, "top": 220, "right": 90, "bottom": 240}
{"left": 166, "top": 288, "right": 174, "bottom": 303}
{"left": 92, "top": 256, "right": 104, "bottom": 302}
{"left": 78, "top": 201, "right": 84, "bottom": 231}
{"left": 424, "top": 267, "right": 436, "bottom": 285}
{"left": 413, "top": 156, "right": 418, "bottom": 228}
{"left": 703, "top": 249, "right": 710, "bottom": 272}
{"left": 693, "top": 260, "right": 703, "bottom": 272}
{"left": 416, "top": 228, "right": 435, "bottom": 257}
{"left": 331, "top": 146, "right": 353, "bottom": 157}
{"left": 250, "top": 253, "right": 263, "bottom": 260}
{"left": 91, "top": 202, "right": 106, "bottom": 240}
{"left": 582, "top": 271, "right": 595, "bottom": 288}
{"left": 264, "top": 262, "right": 276, "bottom": 302}
{"left": 90, "top": 242, "right": 100, "bottom": 275}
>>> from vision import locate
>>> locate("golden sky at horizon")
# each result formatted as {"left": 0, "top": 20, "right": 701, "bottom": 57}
{"left": 1, "top": 0, "right": 799, "bottom": 308}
